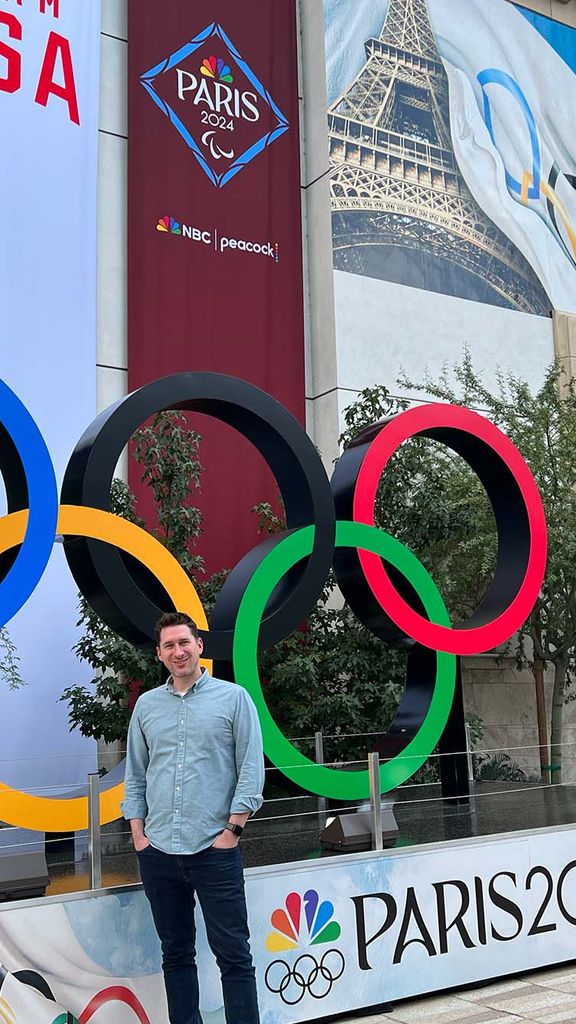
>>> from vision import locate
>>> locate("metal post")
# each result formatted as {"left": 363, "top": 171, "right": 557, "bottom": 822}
{"left": 315, "top": 731, "right": 327, "bottom": 828}
{"left": 88, "top": 772, "right": 102, "bottom": 890}
{"left": 465, "top": 721, "right": 474, "bottom": 784}
{"left": 368, "top": 752, "right": 383, "bottom": 851}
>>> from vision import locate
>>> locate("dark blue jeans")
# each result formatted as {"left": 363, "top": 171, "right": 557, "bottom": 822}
{"left": 138, "top": 843, "right": 260, "bottom": 1024}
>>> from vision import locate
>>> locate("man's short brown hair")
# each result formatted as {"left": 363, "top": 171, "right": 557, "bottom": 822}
{"left": 155, "top": 612, "right": 201, "bottom": 645}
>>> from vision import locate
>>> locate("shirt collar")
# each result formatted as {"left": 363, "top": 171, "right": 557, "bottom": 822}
{"left": 165, "top": 668, "right": 210, "bottom": 696}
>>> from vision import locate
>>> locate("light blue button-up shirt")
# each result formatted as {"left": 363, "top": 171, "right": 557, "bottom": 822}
{"left": 121, "top": 670, "right": 264, "bottom": 854}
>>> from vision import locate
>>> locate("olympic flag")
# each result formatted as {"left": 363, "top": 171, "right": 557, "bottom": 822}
{"left": 0, "top": 2, "right": 101, "bottom": 792}
{"left": 325, "top": 0, "right": 576, "bottom": 313}
{"left": 431, "top": 0, "right": 576, "bottom": 313}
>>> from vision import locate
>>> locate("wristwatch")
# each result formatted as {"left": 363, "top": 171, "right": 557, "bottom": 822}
{"left": 224, "top": 822, "right": 244, "bottom": 837}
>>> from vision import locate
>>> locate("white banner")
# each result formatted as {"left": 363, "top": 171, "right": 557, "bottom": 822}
{"left": 1, "top": 827, "right": 576, "bottom": 1022}
{"left": 0, "top": 1, "right": 101, "bottom": 792}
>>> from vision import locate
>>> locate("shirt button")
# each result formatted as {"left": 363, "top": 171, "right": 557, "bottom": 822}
{"left": 178, "top": 765, "right": 182, "bottom": 769}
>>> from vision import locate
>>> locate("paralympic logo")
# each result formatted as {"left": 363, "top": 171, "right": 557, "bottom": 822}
{"left": 265, "top": 890, "right": 345, "bottom": 1005}
{"left": 478, "top": 68, "right": 576, "bottom": 268}
{"left": 0, "top": 371, "right": 547, "bottom": 833}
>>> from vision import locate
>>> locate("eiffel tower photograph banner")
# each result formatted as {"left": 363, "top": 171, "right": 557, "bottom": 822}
{"left": 325, "top": 0, "right": 576, "bottom": 319}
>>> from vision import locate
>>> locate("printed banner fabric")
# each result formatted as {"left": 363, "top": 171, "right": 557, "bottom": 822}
{"left": 2, "top": 827, "right": 576, "bottom": 1021}
{"left": 0, "top": 0, "right": 100, "bottom": 791}
{"left": 128, "top": 0, "right": 305, "bottom": 575}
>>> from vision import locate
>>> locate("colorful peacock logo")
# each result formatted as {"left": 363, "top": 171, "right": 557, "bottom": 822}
{"left": 200, "top": 56, "right": 233, "bottom": 83}
{"left": 266, "top": 890, "right": 342, "bottom": 952}
{"left": 156, "top": 216, "right": 181, "bottom": 235}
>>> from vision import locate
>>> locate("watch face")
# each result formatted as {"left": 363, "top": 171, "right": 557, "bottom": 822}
{"left": 227, "top": 823, "right": 243, "bottom": 836}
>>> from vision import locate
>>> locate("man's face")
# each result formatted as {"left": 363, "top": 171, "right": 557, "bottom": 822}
{"left": 156, "top": 624, "right": 204, "bottom": 682}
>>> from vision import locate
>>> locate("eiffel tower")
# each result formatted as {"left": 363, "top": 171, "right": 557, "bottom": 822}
{"left": 328, "top": 0, "right": 551, "bottom": 315}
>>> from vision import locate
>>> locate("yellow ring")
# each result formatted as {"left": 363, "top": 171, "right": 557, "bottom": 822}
{"left": 0, "top": 997, "right": 15, "bottom": 1024}
{"left": 0, "top": 505, "right": 211, "bottom": 832}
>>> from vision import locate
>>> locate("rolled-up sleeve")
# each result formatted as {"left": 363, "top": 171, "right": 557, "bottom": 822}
{"left": 230, "top": 688, "right": 265, "bottom": 815}
{"left": 121, "top": 702, "right": 150, "bottom": 821}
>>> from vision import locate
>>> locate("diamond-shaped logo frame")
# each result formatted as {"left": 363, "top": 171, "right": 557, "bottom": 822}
{"left": 140, "top": 21, "right": 290, "bottom": 189}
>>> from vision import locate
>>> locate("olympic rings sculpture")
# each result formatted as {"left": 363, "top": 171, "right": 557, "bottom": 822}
{"left": 264, "top": 950, "right": 345, "bottom": 1004}
{"left": 0, "top": 372, "right": 547, "bottom": 830}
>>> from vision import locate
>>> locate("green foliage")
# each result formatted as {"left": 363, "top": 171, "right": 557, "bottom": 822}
{"left": 61, "top": 411, "right": 214, "bottom": 742}
{"left": 472, "top": 752, "right": 533, "bottom": 783}
{"left": 399, "top": 354, "right": 576, "bottom": 665}
{"left": 259, "top": 572, "right": 405, "bottom": 765}
{"left": 62, "top": 354, "right": 576, "bottom": 794}
{"left": 339, "top": 381, "right": 496, "bottom": 624}
{"left": 0, "top": 627, "right": 25, "bottom": 690}
{"left": 400, "top": 355, "right": 576, "bottom": 781}
{"left": 134, "top": 413, "right": 204, "bottom": 575}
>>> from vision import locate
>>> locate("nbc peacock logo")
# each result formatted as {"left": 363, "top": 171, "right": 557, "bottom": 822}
{"left": 264, "top": 890, "right": 345, "bottom": 1005}
{"left": 266, "top": 889, "right": 342, "bottom": 951}
{"left": 200, "top": 55, "right": 233, "bottom": 84}
{"left": 156, "top": 216, "right": 181, "bottom": 235}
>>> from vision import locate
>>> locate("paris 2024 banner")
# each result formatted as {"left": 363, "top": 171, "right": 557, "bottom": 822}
{"left": 3, "top": 828, "right": 576, "bottom": 1023}
{"left": 325, "top": 0, "right": 576, "bottom": 395}
{"left": 128, "top": 0, "right": 305, "bottom": 578}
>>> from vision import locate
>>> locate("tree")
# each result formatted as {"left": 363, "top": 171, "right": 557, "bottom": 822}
{"left": 256, "top": 556, "right": 405, "bottom": 766}
{"left": 0, "top": 627, "right": 25, "bottom": 690}
{"left": 60, "top": 379, "right": 496, "bottom": 774}
{"left": 62, "top": 412, "right": 409, "bottom": 767}
{"left": 255, "top": 382, "right": 493, "bottom": 769}
{"left": 63, "top": 358, "right": 574, "bottom": 792}
{"left": 60, "top": 412, "right": 213, "bottom": 743}
{"left": 398, "top": 354, "right": 576, "bottom": 784}
{"left": 338, "top": 381, "right": 495, "bottom": 625}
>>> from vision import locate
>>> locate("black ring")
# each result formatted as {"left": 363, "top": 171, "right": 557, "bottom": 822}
{"left": 0, "top": 421, "right": 29, "bottom": 582}
{"left": 265, "top": 959, "right": 303, "bottom": 1003}
{"left": 264, "top": 958, "right": 288, "bottom": 994}
{"left": 321, "top": 948, "right": 345, "bottom": 983}
{"left": 61, "top": 373, "right": 335, "bottom": 659}
{"left": 547, "top": 163, "right": 576, "bottom": 268}
{"left": 265, "top": 950, "right": 344, "bottom": 1004}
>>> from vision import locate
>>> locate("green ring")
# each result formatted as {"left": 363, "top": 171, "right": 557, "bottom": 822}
{"left": 233, "top": 521, "right": 457, "bottom": 799}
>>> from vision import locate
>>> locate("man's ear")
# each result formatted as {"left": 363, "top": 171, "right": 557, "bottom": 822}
{"left": 156, "top": 647, "right": 162, "bottom": 661}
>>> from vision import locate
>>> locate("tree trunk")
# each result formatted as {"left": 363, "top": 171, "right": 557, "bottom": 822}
{"left": 533, "top": 657, "right": 550, "bottom": 784}
{"left": 550, "top": 658, "right": 568, "bottom": 785}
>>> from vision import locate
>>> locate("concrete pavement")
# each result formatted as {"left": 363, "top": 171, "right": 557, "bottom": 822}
{"left": 339, "top": 965, "right": 576, "bottom": 1024}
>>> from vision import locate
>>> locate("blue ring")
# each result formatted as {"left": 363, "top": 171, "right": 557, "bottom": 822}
{"left": 0, "top": 381, "right": 58, "bottom": 626}
{"left": 478, "top": 68, "right": 541, "bottom": 201}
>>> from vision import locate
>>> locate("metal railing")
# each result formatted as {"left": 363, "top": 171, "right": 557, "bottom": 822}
{"left": 1, "top": 735, "right": 576, "bottom": 895}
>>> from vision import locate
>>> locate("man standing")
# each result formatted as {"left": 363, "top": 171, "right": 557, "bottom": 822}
{"left": 122, "top": 611, "right": 264, "bottom": 1024}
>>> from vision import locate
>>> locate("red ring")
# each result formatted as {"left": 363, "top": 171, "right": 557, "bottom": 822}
{"left": 353, "top": 404, "right": 547, "bottom": 655}
{"left": 79, "top": 986, "right": 150, "bottom": 1024}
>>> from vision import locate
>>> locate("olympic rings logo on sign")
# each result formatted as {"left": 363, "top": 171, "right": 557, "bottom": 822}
{"left": 0, "top": 372, "right": 547, "bottom": 830}
{"left": 264, "top": 950, "right": 345, "bottom": 1005}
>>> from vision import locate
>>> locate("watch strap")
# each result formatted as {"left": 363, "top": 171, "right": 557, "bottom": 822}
{"left": 224, "top": 822, "right": 244, "bottom": 837}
